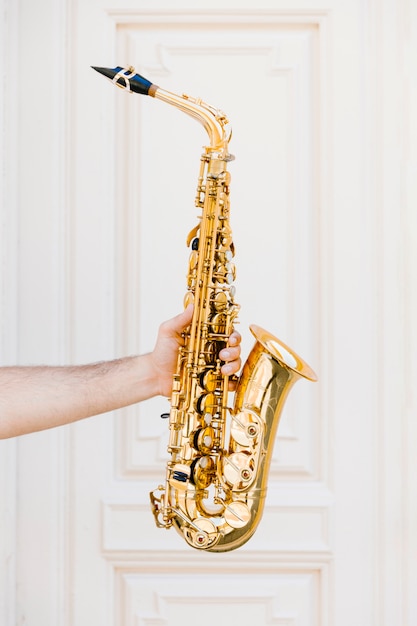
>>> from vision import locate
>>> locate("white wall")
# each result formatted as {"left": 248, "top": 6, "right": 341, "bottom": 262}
{"left": 1, "top": 0, "right": 416, "bottom": 625}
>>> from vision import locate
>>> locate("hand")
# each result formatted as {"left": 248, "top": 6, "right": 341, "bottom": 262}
{"left": 150, "top": 305, "right": 242, "bottom": 397}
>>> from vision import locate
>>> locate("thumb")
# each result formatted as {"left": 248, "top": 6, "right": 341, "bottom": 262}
{"left": 165, "top": 303, "right": 194, "bottom": 337}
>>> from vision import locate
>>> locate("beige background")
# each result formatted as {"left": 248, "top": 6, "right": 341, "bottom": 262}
{"left": 0, "top": 0, "right": 416, "bottom": 624}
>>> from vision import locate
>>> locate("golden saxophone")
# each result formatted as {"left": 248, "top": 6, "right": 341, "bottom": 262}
{"left": 93, "top": 65, "right": 318, "bottom": 552}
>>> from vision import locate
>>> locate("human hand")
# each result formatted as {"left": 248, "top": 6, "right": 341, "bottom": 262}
{"left": 150, "top": 304, "right": 242, "bottom": 397}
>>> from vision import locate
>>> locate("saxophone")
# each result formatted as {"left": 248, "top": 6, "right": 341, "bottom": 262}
{"left": 93, "top": 66, "right": 317, "bottom": 552}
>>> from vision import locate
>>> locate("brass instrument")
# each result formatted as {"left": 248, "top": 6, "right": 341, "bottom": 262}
{"left": 93, "top": 66, "right": 317, "bottom": 552}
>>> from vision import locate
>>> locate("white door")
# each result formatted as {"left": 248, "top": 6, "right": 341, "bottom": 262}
{"left": 1, "top": 0, "right": 416, "bottom": 625}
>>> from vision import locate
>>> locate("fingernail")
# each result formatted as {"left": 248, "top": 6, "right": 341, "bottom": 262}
{"left": 221, "top": 350, "right": 231, "bottom": 359}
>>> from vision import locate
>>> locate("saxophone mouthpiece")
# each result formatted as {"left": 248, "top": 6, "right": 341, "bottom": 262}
{"left": 91, "top": 65, "right": 157, "bottom": 96}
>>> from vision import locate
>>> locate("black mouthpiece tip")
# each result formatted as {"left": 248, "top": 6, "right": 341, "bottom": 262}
{"left": 91, "top": 66, "right": 114, "bottom": 79}
{"left": 91, "top": 65, "right": 153, "bottom": 96}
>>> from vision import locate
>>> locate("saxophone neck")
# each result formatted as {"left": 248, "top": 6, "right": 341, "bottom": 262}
{"left": 153, "top": 87, "right": 231, "bottom": 155}
{"left": 91, "top": 65, "right": 231, "bottom": 155}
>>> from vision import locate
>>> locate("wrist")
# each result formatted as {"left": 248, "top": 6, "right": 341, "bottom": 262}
{"left": 131, "top": 353, "right": 162, "bottom": 400}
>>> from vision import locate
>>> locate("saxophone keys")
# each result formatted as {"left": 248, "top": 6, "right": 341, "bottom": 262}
{"left": 213, "top": 291, "right": 228, "bottom": 311}
{"left": 203, "top": 340, "right": 218, "bottom": 364}
{"left": 190, "top": 455, "right": 215, "bottom": 489}
{"left": 183, "top": 291, "right": 194, "bottom": 309}
{"left": 231, "top": 410, "right": 261, "bottom": 447}
{"left": 219, "top": 224, "right": 233, "bottom": 248}
{"left": 191, "top": 426, "right": 215, "bottom": 454}
{"left": 215, "top": 263, "right": 235, "bottom": 285}
{"left": 210, "top": 312, "right": 227, "bottom": 334}
{"left": 199, "top": 368, "right": 218, "bottom": 391}
{"left": 188, "top": 250, "right": 199, "bottom": 270}
{"left": 216, "top": 249, "right": 233, "bottom": 264}
{"left": 186, "top": 224, "right": 199, "bottom": 247}
{"left": 169, "top": 463, "right": 191, "bottom": 490}
{"left": 224, "top": 501, "right": 251, "bottom": 529}
{"left": 149, "top": 487, "right": 171, "bottom": 529}
{"left": 186, "top": 518, "right": 218, "bottom": 550}
{"left": 195, "top": 392, "right": 216, "bottom": 415}
{"left": 223, "top": 452, "right": 255, "bottom": 489}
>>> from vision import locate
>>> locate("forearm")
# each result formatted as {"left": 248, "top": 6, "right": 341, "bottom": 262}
{"left": 0, "top": 306, "right": 241, "bottom": 440}
{"left": 0, "top": 355, "right": 158, "bottom": 439}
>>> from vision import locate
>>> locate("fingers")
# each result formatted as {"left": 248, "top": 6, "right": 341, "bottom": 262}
{"left": 227, "top": 330, "right": 241, "bottom": 347}
{"left": 219, "top": 346, "right": 241, "bottom": 371}
{"left": 219, "top": 330, "right": 242, "bottom": 377}
{"left": 220, "top": 359, "right": 241, "bottom": 376}
{"left": 160, "top": 308, "right": 241, "bottom": 376}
